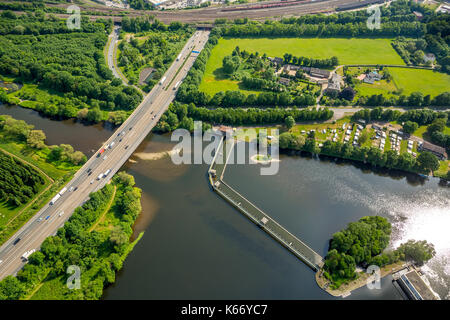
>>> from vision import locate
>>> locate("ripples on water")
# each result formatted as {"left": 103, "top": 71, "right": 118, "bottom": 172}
{"left": 279, "top": 156, "right": 450, "bottom": 299}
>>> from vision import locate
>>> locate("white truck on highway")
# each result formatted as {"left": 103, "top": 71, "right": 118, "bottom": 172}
{"left": 50, "top": 194, "right": 61, "bottom": 205}
{"left": 97, "top": 173, "right": 103, "bottom": 180}
{"left": 159, "top": 76, "right": 167, "bottom": 85}
{"left": 22, "top": 249, "right": 35, "bottom": 261}
{"left": 103, "top": 169, "right": 111, "bottom": 177}
{"left": 176, "top": 53, "right": 182, "bottom": 61}
{"left": 59, "top": 187, "right": 67, "bottom": 196}
{"left": 173, "top": 81, "right": 181, "bottom": 90}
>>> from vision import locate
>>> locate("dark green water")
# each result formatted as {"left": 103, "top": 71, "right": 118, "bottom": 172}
{"left": 2, "top": 104, "right": 448, "bottom": 300}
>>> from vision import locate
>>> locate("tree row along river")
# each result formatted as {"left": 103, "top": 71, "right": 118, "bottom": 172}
{"left": 1, "top": 103, "right": 449, "bottom": 300}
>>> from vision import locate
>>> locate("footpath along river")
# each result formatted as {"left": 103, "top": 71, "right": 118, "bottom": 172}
{"left": 1, "top": 103, "right": 449, "bottom": 300}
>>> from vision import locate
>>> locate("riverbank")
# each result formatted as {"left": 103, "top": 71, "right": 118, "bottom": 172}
{"left": 315, "top": 261, "right": 406, "bottom": 297}
{"left": 0, "top": 172, "right": 144, "bottom": 300}
{"left": 0, "top": 114, "right": 85, "bottom": 246}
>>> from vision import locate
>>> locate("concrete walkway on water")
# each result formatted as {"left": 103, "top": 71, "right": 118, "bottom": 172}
{"left": 208, "top": 136, "right": 324, "bottom": 271}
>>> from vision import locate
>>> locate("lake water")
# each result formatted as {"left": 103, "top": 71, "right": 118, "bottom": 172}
{"left": 2, "top": 103, "right": 449, "bottom": 300}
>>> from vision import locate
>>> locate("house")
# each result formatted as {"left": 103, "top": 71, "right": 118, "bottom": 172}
{"left": 363, "top": 71, "right": 382, "bottom": 84}
{"left": 356, "top": 74, "right": 366, "bottom": 81}
{"left": 297, "top": 66, "right": 330, "bottom": 79}
{"left": 283, "top": 64, "right": 299, "bottom": 77}
{"left": 310, "top": 67, "right": 330, "bottom": 79}
{"left": 325, "top": 73, "right": 341, "bottom": 93}
{"left": 270, "top": 57, "right": 284, "bottom": 66}
{"left": 418, "top": 141, "right": 448, "bottom": 160}
{"left": 278, "top": 77, "right": 290, "bottom": 86}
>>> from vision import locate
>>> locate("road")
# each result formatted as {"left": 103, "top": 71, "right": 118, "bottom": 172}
{"left": 0, "top": 29, "right": 211, "bottom": 280}
{"left": 106, "top": 26, "right": 127, "bottom": 85}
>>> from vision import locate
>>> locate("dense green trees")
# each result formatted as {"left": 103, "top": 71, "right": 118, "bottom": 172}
{"left": 427, "top": 118, "right": 450, "bottom": 152}
{"left": 0, "top": 151, "right": 45, "bottom": 207}
{"left": 324, "top": 216, "right": 393, "bottom": 286}
{"left": 351, "top": 107, "right": 449, "bottom": 126}
{"left": 396, "top": 240, "right": 436, "bottom": 266}
{"left": 324, "top": 214, "right": 436, "bottom": 288}
{"left": 218, "top": 18, "right": 425, "bottom": 39}
{"left": 319, "top": 139, "right": 439, "bottom": 174}
{"left": 402, "top": 121, "right": 419, "bottom": 134}
{"left": 222, "top": 55, "right": 241, "bottom": 74}
{"left": 0, "top": 172, "right": 143, "bottom": 300}
{"left": 0, "top": 13, "right": 142, "bottom": 121}
{"left": 416, "top": 151, "right": 440, "bottom": 173}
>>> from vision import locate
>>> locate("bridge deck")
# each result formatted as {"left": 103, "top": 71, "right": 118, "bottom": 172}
{"left": 209, "top": 136, "right": 323, "bottom": 271}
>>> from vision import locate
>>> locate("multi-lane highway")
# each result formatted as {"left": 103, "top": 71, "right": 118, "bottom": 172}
{"left": 0, "top": 29, "right": 210, "bottom": 280}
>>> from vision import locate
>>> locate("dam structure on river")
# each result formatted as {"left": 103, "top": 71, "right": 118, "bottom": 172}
{"left": 208, "top": 135, "right": 324, "bottom": 272}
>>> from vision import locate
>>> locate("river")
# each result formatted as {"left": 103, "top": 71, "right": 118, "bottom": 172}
{"left": 1, "top": 103, "right": 449, "bottom": 300}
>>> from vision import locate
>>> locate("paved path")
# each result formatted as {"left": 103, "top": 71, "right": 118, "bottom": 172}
{"left": 209, "top": 137, "right": 324, "bottom": 271}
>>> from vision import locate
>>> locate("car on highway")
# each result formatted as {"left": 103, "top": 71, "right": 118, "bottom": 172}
{"left": 45, "top": 215, "right": 50, "bottom": 220}
{"left": 97, "top": 173, "right": 103, "bottom": 180}
{"left": 98, "top": 148, "right": 105, "bottom": 157}
{"left": 104, "top": 144, "right": 110, "bottom": 149}
{"left": 90, "top": 180, "right": 94, "bottom": 184}
{"left": 13, "top": 238, "right": 21, "bottom": 245}
{"left": 129, "top": 127, "right": 133, "bottom": 131}
{"left": 125, "top": 145, "right": 129, "bottom": 149}
{"left": 59, "top": 211, "right": 65, "bottom": 217}
{"left": 88, "top": 172, "right": 92, "bottom": 176}
{"left": 69, "top": 186, "right": 74, "bottom": 192}
{"left": 38, "top": 217, "right": 43, "bottom": 222}
{"left": 103, "top": 155, "right": 108, "bottom": 160}
{"left": 110, "top": 142, "right": 115, "bottom": 148}
{"left": 119, "top": 138, "right": 123, "bottom": 142}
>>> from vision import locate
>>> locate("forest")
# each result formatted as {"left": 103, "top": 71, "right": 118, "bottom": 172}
{"left": 152, "top": 101, "right": 333, "bottom": 133}
{"left": 323, "top": 216, "right": 436, "bottom": 289}
{"left": 0, "top": 172, "right": 143, "bottom": 300}
{"left": 0, "top": 151, "right": 45, "bottom": 207}
{"left": 0, "top": 12, "right": 142, "bottom": 122}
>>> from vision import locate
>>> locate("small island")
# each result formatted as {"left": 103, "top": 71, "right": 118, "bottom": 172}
{"left": 316, "top": 216, "right": 436, "bottom": 297}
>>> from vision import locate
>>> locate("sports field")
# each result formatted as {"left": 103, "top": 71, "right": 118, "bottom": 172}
{"left": 199, "top": 37, "right": 404, "bottom": 95}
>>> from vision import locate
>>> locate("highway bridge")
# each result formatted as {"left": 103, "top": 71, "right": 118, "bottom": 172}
{"left": 0, "top": 30, "right": 211, "bottom": 280}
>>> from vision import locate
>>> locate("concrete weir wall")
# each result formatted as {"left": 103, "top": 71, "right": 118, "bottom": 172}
{"left": 208, "top": 136, "right": 323, "bottom": 272}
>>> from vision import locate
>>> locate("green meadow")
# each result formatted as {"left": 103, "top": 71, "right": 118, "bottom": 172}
{"left": 199, "top": 37, "right": 404, "bottom": 95}
{"left": 388, "top": 68, "right": 450, "bottom": 97}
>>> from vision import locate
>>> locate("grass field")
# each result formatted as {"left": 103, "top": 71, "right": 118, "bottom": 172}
{"left": 200, "top": 37, "right": 404, "bottom": 95}
{"left": 387, "top": 68, "right": 450, "bottom": 97}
